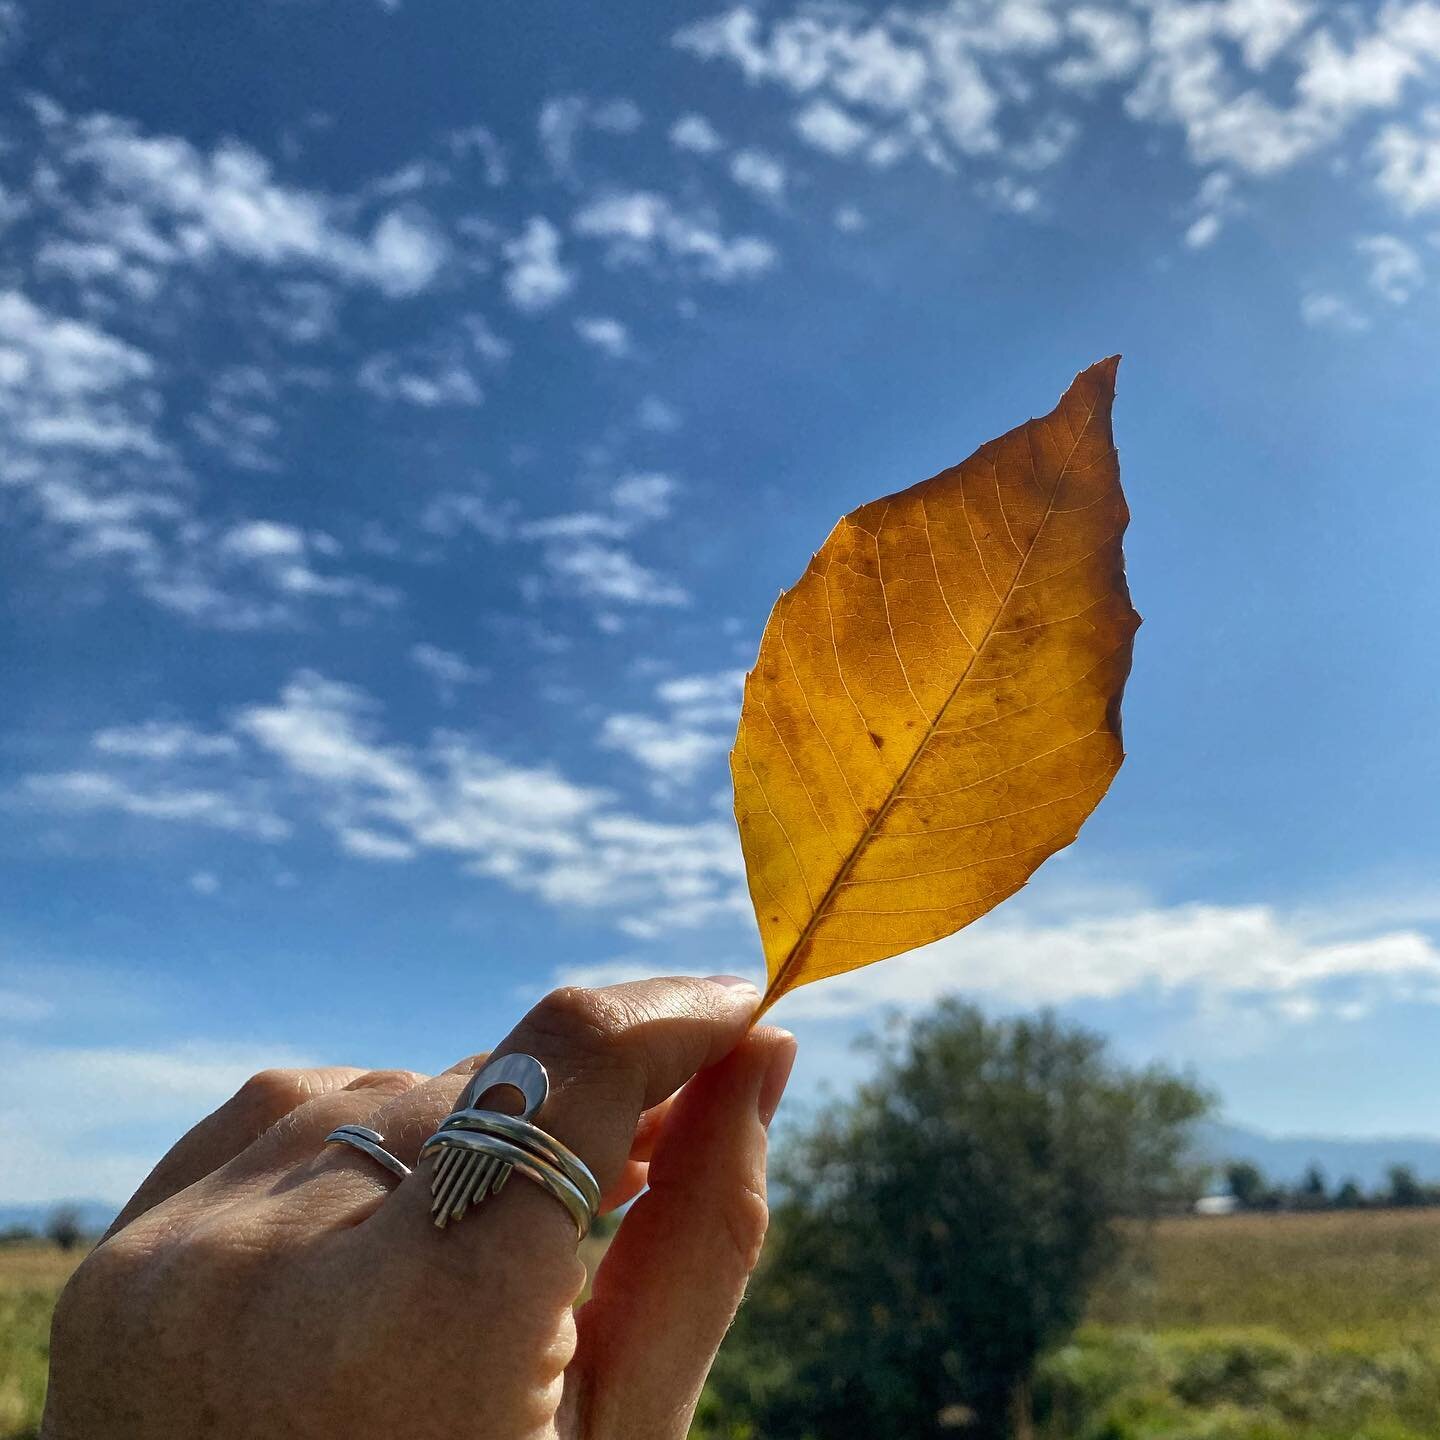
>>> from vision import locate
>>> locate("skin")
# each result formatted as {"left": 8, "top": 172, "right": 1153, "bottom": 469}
{"left": 43, "top": 975, "right": 796, "bottom": 1440}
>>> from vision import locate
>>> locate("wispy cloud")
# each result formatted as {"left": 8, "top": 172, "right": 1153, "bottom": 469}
{"left": 16, "top": 672, "right": 751, "bottom": 941}
{"left": 502, "top": 215, "right": 576, "bottom": 310}
{"left": 15, "top": 771, "right": 290, "bottom": 841}
{"left": 32, "top": 98, "right": 448, "bottom": 296}
{"left": 600, "top": 668, "right": 745, "bottom": 787}
{"left": 670, "top": 113, "right": 725, "bottom": 154}
{"left": 573, "top": 190, "right": 778, "bottom": 281}
{"left": 677, "top": 0, "right": 1440, "bottom": 251}
{"left": 538, "top": 94, "right": 644, "bottom": 177}
{"left": 574, "top": 314, "right": 633, "bottom": 357}
{"left": 0, "top": 1035, "right": 315, "bottom": 1205}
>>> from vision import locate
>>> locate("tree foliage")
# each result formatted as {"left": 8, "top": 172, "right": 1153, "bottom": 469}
{"left": 699, "top": 1000, "right": 1211, "bottom": 1440}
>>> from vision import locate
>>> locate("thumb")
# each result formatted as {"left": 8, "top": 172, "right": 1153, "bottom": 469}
{"left": 571, "top": 1026, "right": 796, "bottom": 1439}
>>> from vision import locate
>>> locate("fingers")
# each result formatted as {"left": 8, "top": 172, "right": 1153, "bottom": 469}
{"left": 103, "top": 1065, "right": 369, "bottom": 1238}
{"left": 598, "top": 1094, "right": 677, "bottom": 1214}
{"left": 573, "top": 1026, "right": 797, "bottom": 1439}
{"left": 366, "top": 976, "right": 759, "bottom": 1260}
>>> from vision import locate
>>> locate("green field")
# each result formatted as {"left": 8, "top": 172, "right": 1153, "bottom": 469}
{"left": 7, "top": 1212, "right": 1440, "bottom": 1438}
{"left": 0, "top": 1244, "right": 82, "bottom": 1440}
{"left": 1038, "top": 1209, "right": 1440, "bottom": 1440}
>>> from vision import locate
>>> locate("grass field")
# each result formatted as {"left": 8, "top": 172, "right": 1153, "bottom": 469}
{"left": 1089, "top": 1208, "right": 1440, "bottom": 1344}
{"left": 1047, "top": 1210, "right": 1440, "bottom": 1440}
{"left": 6, "top": 1212, "right": 1440, "bottom": 1438}
{"left": 0, "top": 1244, "right": 82, "bottom": 1440}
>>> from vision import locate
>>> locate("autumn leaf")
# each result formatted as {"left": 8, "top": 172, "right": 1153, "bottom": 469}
{"left": 732, "top": 357, "right": 1139, "bottom": 1015}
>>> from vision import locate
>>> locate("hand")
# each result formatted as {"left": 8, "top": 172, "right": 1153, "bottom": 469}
{"left": 43, "top": 976, "right": 796, "bottom": 1439}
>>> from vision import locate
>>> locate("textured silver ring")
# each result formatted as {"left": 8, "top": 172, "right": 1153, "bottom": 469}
{"left": 324, "top": 1123, "right": 412, "bottom": 1181}
{"left": 437, "top": 1109, "right": 601, "bottom": 1213}
{"left": 420, "top": 1051, "right": 601, "bottom": 1235}
{"left": 418, "top": 1129, "right": 594, "bottom": 1238}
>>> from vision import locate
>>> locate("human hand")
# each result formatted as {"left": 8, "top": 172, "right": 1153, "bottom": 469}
{"left": 43, "top": 976, "right": 796, "bottom": 1439}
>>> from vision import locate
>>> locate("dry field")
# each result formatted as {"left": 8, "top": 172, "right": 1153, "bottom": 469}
{"left": 1088, "top": 1207, "right": 1440, "bottom": 1342}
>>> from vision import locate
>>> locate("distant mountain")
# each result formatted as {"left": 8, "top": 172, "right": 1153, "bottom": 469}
{"left": 1198, "top": 1122, "right": 1440, "bottom": 1189}
{"left": 0, "top": 1200, "right": 117, "bottom": 1236}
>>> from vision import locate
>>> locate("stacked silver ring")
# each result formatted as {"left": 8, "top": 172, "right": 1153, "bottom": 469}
{"left": 418, "top": 1053, "right": 601, "bottom": 1239}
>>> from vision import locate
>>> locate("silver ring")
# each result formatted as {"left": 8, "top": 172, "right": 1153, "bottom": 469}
{"left": 437, "top": 1109, "right": 600, "bottom": 1213}
{"left": 420, "top": 1051, "right": 600, "bottom": 1235}
{"left": 324, "top": 1124, "right": 412, "bottom": 1182}
{"left": 419, "top": 1130, "right": 594, "bottom": 1239}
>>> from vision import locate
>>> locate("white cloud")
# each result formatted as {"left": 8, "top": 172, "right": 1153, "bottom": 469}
{"left": 574, "top": 314, "right": 632, "bottom": 357}
{"left": 358, "top": 349, "right": 483, "bottom": 406}
{"left": 610, "top": 471, "right": 676, "bottom": 520}
{"left": 0, "top": 1036, "right": 315, "bottom": 1205}
{"left": 636, "top": 394, "right": 683, "bottom": 432}
{"left": 420, "top": 489, "right": 513, "bottom": 541}
{"left": 670, "top": 113, "right": 725, "bottom": 153}
{"left": 794, "top": 99, "right": 873, "bottom": 156}
{"left": 655, "top": 670, "right": 746, "bottom": 713}
{"left": 599, "top": 668, "right": 744, "bottom": 787}
{"left": 600, "top": 714, "right": 730, "bottom": 786}
{"left": 1053, "top": 7, "right": 1145, "bottom": 89}
{"left": 188, "top": 365, "right": 281, "bottom": 472}
{"left": 763, "top": 899, "right": 1440, "bottom": 1026}
{"left": 410, "top": 642, "right": 488, "bottom": 691}
{"left": 503, "top": 216, "right": 575, "bottom": 311}
{"left": 539, "top": 95, "right": 643, "bottom": 176}
{"left": 730, "top": 147, "right": 787, "bottom": 199}
{"left": 37, "top": 104, "right": 447, "bottom": 295}
{"left": 1185, "top": 212, "right": 1222, "bottom": 248}
{"left": 445, "top": 124, "right": 508, "bottom": 186}
{"left": 15, "top": 771, "right": 290, "bottom": 841}
{"left": 188, "top": 870, "right": 220, "bottom": 895}
{"left": 92, "top": 722, "right": 239, "bottom": 761}
{"left": 1357, "top": 233, "right": 1424, "bottom": 301}
{"left": 517, "top": 512, "right": 631, "bottom": 542}
{"left": 1373, "top": 114, "right": 1440, "bottom": 213}
{"left": 338, "top": 826, "right": 417, "bottom": 862}
{"left": 220, "top": 519, "right": 307, "bottom": 561}
{"left": 573, "top": 191, "right": 777, "bottom": 281}
{"left": 233, "top": 672, "right": 745, "bottom": 929}
{"left": 1301, "top": 289, "right": 1370, "bottom": 331}
{"left": 0, "top": 289, "right": 162, "bottom": 457}
{"left": 129, "top": 517, "right": 397, "bottom": 631}
{"left": 676, "top": 0, "right": 1440, "bottom": 248}
{"left": 542, "top": 541, "right": 689, "bottom": 606}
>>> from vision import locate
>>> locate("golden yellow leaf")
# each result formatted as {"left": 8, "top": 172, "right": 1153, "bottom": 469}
{"left": 733, "top": 357, "right": 1139, "bottom": 1015}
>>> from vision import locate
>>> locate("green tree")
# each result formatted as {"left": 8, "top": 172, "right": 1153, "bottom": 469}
{"left": 701, "top": 1001, "right": 1212, "bottom": 1440}
{"left": 1297, "top": 1163, "right": 1328, "bottom": 1209}
{"left": 1387, "top": 1164, "right": 1424, "bottom": 1208}
{"left": 46, "top": 1205, "right": 84, "bottom": 1252}
{"left": 1224, "top": 1161, "right": 1268, "bottom": 1210}
{"left": 1333, "top": 1177, "right": 1364, "bottom": 1209}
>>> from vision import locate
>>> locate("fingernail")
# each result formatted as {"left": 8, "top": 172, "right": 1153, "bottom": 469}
{"left": 758, "top": 1033, "right": 797, "bottom": 1129}
{"left": 705, "top": 973, "right": 759, "bottom": 994}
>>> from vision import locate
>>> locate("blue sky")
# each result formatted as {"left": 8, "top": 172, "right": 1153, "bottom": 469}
{"left": 3, "top": 0, "right": 1440, "bottom": 1205}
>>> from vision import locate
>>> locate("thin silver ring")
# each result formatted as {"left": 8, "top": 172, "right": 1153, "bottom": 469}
{"left": 437, "top": 1109, "right": 600, "bottom": 1212}
{"left": 324, "top": 1124, "right": 412, "bottom": 1182}
{"left": 418, "top": 1129, "right": 592, "bottom": 1238}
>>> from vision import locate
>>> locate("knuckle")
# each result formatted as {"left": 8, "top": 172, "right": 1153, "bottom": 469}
{"left": 237, "top": 1067, "right": 313, "bottom": 1121}
{"left": 717, "top": 1181, "right": 770, "bottom": 1276}
{"left": 525, "top": 986, "right": 628, "bottom": 1062}
{"left": 344, "top": 1068, "right": 423, "bottom": 1096}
